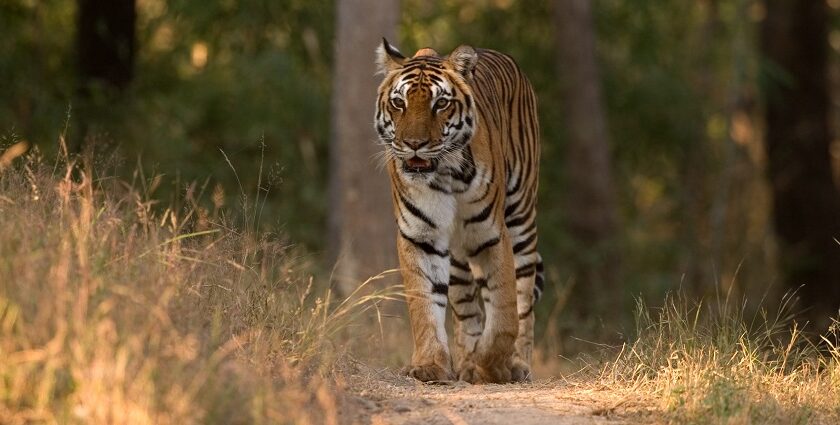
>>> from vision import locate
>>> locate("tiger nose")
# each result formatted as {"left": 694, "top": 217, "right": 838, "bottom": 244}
{"left": 403, "top": 139, "right": 429, "bottom": 151}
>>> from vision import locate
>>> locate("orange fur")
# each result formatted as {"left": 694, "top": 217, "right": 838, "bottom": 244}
{"left": 375, "top": 40, "right": 542, "bottom": 383}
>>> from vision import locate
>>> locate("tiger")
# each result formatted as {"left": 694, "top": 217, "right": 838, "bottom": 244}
{"left": 374, "top": 39, "right": 544, "bottom": 384}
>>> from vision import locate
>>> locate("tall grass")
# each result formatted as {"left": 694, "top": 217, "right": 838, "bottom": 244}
{"left": 597, "top": 290, "right": 840, "bottom": 423}
{"left": 0, "top": 141, "right": 389, "bottom": 424}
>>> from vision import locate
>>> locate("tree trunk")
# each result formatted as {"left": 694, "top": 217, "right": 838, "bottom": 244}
{"left": 328, "top": 0, "right": 400, "bottom": 294}
{"left": 77, "top": 0, "right": 136, "bottom": 91}
{"left": 553, "top": 0, "right": 621, "bottom": 318}
{"left": 75, "top": 0, "right": 136, "bottom": 151}
{"left": 761, "top": 0, "right": 840, "bottom": 329}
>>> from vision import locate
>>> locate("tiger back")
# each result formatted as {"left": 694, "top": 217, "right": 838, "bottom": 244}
{"left": 374, "top": 39, "right": 543, "bottom": 384}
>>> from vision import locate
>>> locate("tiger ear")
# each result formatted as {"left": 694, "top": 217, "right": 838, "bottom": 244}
{"left": 375, "top": 38, "right": 406, "bottom": 75}
{"left": 447, "top": 45, "right": 478, "bottom": 77}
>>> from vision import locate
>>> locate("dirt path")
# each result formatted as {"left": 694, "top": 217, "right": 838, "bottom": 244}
{"left": 344, "top": 367, "right": 658, "bottom": 425}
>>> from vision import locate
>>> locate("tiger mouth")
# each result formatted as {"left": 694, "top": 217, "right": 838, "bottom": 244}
{"left": 402, "top": 156, "right": 437, "bottom": 173}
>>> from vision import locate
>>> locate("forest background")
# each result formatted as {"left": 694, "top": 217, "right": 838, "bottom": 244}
{"left": 3, "top": 0, "right": 840, "bottom": 359}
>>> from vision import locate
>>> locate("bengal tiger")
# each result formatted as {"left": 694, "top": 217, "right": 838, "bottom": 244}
{"left": 374, "top": 39, "right": 543, "bottom": 384}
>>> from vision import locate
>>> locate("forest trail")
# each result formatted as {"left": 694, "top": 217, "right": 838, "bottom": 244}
{"left": 345, "top": 367, "right": 657, "bottom": 425}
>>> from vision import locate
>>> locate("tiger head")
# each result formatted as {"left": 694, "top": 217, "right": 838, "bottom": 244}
{"left": 374, "top": 39, "right": 478, "bottom": 175}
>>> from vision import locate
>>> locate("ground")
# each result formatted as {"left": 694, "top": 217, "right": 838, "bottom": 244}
{"left": 343, "top": 365, "right": 658, "bottom": 425}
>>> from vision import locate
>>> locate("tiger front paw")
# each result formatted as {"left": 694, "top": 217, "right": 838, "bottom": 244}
{"left": 477, "top": 359, "right": 513, "bottom": 383}
{"left": 456, "top": 358, "right": 512, "bottom": 384}
{"left": 510, "top": 356, "right": 532, "bottom": 382}
{"left": 457, "top": 359, "right": 482, "bottom": 384}
{"left": 406, "top": 363, "right": 453, "bottom": 383}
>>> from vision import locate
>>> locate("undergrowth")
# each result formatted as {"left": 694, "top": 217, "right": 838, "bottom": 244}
{"left": 5, "top": 136, "right": 840, "bottom": 425}
{"left": 597, "top": 290, "right": 840, "bottom": 424}
{"left": 0, "top": 139, "right": 393, "bottom": 424}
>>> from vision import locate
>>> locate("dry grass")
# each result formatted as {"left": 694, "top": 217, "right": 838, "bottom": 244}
{"left": 595, "top": 291, "right": 840, "bottom": 423}
{"left": 0, "top": 140, "right": 393, "bottom": 424}
{"left": 4, "top": 137, "right": 840, "bottom": 425}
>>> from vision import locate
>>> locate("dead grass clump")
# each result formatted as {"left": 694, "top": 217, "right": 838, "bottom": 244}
{"left": 0, "top": 143, "right": 387, "bottom": 424}
{"left": 598, "top": 291, "right": 840, "bottom": 424}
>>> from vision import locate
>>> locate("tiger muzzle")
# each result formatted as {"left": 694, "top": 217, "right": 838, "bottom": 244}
{"left": 402, "top": 156, "right": 438, "bottom": 174}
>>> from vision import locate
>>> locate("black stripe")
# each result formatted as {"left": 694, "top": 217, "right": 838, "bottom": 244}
{"left": 399, "top": 193, "right": 437, "bottom": 229}
{"left": 449, "top": 275, "right": 471, "bottom": 286}
{"left": 506, "top": 172, "right": 522, "bottom": 196}
{"left": 515, "top": 263, "right": 536, "bottom": 279}
{"left": 469, "top": 236, "right": 500, "bottom": 257}
{"left": 449, "top": 117, "right": 465, "bottom": 130}
{"left": 519, "top": 245, "right": 538, "bottom": 256}
{"left": 465, "top": 192, "right": 496, "bottom": 225}
{"left": 452, "top": 148, "right": 476, "bottom": 184}
{"left": 451, "top": 258, "right": 470, "bottom": 271}
{"left": 475, "top": 277, "right": 488, "bottom": 288}
{"left": 469, "top": 178, "right": 492, "bottom": 204}
{"left": 399, "top": 230, "right": 449, "bottom": 257}
{"left": 504, "top": 198, "right": 521, "bottom": 218}
{"left": 512, "top": 233, "right": 537, "bottom": 254}
{"left": 452, "top": 169, "right": 475, "bottom": 185}
{"left": 431, "top": 282, "right": 449, "bottom": 295}
{"left": 518, "top": 304, "right": 534, "bottom": 320}
{"left": 454, "top": 292, "right": 477, "bottom": 304}
{"left": 452, "top": 311, "right": 478, "bottom": 321}
{"left": 505, "top": 212, "right": 531, "bottom": 228}
{"left": 429, "top": 181, "right": 451, "bottom": 194}
{"left": 435, "top": 301, "right": 447, "bottom": 308}
{"left": 519, "top": 220, "right": 537, "bottom": 237}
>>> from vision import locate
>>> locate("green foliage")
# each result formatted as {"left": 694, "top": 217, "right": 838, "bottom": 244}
{"left": 0, "top": 0, "right": 792, "bottom": 340}
{"left": 0, "top": 1, "right": 75, "bottom": 145}
{"left": 1, "top": 0, "right": 334, "bottom": 249}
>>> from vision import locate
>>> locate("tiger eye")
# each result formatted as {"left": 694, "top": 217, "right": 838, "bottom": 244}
{"left": 435, "top": 98, "right": 450, "bottom": 110}
{"left": 390, "top": 98, "right": 405, "bottom": 109}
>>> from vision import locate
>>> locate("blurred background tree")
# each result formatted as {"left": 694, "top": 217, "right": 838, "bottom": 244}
{"left": 328, "top": 0, "right": 399, "bottom": 294}
{"left": 75, "top": 0, "right": 136, "bottom": 152}
{"left": 554, "top": 0, "right": 622, "bottom": 321}
{"left": 1, "top": 0, "right": 839, "bottom": 355}
{"left": 761, "top": 0, "right": 840, "bottom": 330}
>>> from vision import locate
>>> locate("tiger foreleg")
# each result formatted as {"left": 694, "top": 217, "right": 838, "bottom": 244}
{"left": 449, "top": 255, "right": 484, "bottom": 376}
{"left": 397, "top": 234, "right": 454, "bottom": 382}
{"left": 459, "top": 232, "right": 518, "bottom": 384}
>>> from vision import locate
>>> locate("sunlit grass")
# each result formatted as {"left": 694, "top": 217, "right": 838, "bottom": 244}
{"left": 4, "top": 137, "right": 839, "bottom": 425}
{"left": 593, "top": 290, "right": 840, "bottom": 423}
{"left": 0, "top": 141, "right": 394, "bottom": 424}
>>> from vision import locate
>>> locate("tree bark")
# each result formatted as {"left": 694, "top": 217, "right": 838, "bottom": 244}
{"left": 328, "top": 0, "right": 400, "bottom": 294}
{"left": 761, "top": 0, "right": 840, "bottom": 329}
{"left": 76, "top": 0, "right": 136, "bottom": 93}
{"left": 553, "top": 0, "right": 621, "bottom": 317}
{"left": 75, "top": 0, "right": 136, "bottom": 152}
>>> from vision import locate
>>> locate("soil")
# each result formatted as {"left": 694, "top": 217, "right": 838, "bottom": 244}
{"left": 342, "top": 365, "right": 659, "bottom": 425}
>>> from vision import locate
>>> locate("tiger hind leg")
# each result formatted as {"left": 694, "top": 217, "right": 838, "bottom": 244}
{"left": 511, "top": 252, "right": 543, "bottom": 382}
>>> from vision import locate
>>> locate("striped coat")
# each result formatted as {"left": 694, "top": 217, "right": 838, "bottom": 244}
{"left": 374, "top": 39, "right": 543, "bottom": 384}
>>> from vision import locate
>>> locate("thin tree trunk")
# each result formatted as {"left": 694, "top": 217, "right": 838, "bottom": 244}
{"left": 328, "top": 0, "right": 400, "bottom": 294}
{"left": 77, "top": 0, "right": 135, "bottom": 91}
{"left": 553, "top": 0, "right": 621, "bottom": 317}
{"left": 761, "top": 0, "right": 840, "bottom": 329}
{"left": 75, "top": 0, "right": 136, "bottom": 151}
